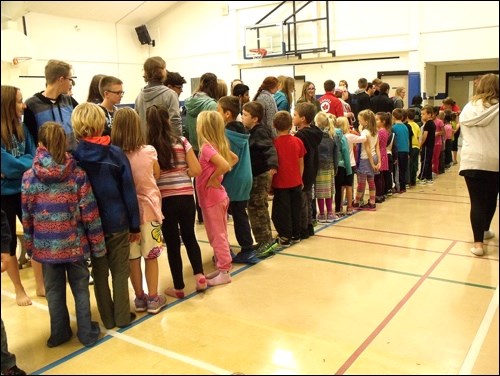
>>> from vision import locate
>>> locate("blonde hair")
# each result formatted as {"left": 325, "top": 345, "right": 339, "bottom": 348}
{"left": 358, "top": 109, "right": 377, "bottom": 136}
{"left": 71, "top": 102, "right": 106, "bottom": 139}
{"left": 196, "top": 111, "right": 231, "bottom": 162}
{"left": 472, "top": 73, "right": 499, "bottom": 107}
{"left": 111, "top": 107, "right": 145, "bottom": 152}
{"left": 314, "top": 111, "right": 335, "bottom": 138}
{"left": 38, "top": 122, "right": 67, "bottom": 164}
{"left": 335, "top": 116, "right": 350, "bottom": 134}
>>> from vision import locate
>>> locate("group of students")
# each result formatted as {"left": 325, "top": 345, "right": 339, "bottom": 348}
{"left": 2, "top": 56, "right": 497, "bottom": 368}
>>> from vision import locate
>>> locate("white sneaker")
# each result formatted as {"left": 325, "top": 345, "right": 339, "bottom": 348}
{"left": 470, "top": 247, "right": 484, "bottom": 256}
{"left": 484, "top": 230, "right": 495, "bottom": 240}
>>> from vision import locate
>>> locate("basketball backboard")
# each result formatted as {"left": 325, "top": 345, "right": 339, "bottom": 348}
{"left": 243, "top": 23, "right": 285, "bottom": 59}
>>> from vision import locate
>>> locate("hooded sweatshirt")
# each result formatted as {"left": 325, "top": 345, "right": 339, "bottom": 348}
{"left": 24, "top": 92, "right": 76, "bottom": 150}
{"left": 295, "top": 124, "right": 324, "bottom": 190}
{"left": 21, "top": 147, "right": 106, "bottom": 263}
{"left": 222, "top": 121, "right": 253, "bottom": 201}
{"left": 459, "top": 100, "right": 499, "bottom": 173}
{"left": 1, "top": 124, "right": 36, "bottom": 195}
{"left": 72, "top": 138, "right": 140, "bottom": 235}
{"left": 184, "top": 92, "right": 217, "bottom": 152}
{"left": 135, "top": 82, "right": 182, "bottom": 137}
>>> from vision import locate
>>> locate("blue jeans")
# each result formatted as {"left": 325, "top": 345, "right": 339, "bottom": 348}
{"left": 43, "top": 261, "right": 100, "bottom": 347}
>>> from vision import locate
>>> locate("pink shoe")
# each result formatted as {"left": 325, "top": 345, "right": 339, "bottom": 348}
{"left": 207, "top": 271, "right": 231, "bottom": 286}
{"left": 164, "top": 287, "right": 185, "bottom": 299}
{"left": 195, "top": 274, "right": 207, "bottom": 292}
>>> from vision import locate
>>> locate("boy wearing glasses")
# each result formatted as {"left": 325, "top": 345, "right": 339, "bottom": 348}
{"left": 24, "top": 59, "right": 77, "bottom": 150}
{"left": 98, "top": 76, "right": 124, "bottom": 136}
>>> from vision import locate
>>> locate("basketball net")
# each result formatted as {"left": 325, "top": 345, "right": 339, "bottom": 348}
{"left": 249, "top": 48, "right": 267, "bottom": 64}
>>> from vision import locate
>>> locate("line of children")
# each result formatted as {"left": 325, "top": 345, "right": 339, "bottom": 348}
{"left": 217, "top": 96, "right": 257, "bottom": 264}
{"left": 111, "top": 107, "right": 167, "bottom": 314}
{"left": 195, "top": 111, "right": 238, "bottom": 286}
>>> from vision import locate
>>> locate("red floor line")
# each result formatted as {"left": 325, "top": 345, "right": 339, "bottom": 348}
{"left": 334, "top": 240, "right": 457, "bottom": 375}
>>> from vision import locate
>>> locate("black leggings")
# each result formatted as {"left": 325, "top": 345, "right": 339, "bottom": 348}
{"left": 464, "top": 172, "right": 499, "bottom": 243}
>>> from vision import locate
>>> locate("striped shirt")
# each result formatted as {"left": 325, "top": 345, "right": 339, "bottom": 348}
{"left": 157, "top": 137, "right": 194, "bottom": 197}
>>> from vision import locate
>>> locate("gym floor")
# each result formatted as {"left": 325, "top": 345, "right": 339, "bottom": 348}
{"left": 1, "top": 162, "right": 498, "bottom": 375}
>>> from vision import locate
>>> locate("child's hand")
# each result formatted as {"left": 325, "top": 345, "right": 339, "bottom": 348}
{"left": 206, "top": 176, "right": 221, "bottom": 189}
{"left": 269, "top": 168, "right": 277, "bottom": 176}
{"left": 129, "top": 232, "right": 141, "bottom": 243}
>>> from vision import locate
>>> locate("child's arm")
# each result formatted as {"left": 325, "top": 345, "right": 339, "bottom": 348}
{"left": 420, "top": 130, "right": 428, "bottom": 148}
{"left": 207, "top": 153, "right": 231, "bottom": 188}
{"left": 186, "top": 148, "right": 201, "bottom": 177}
{"left": 153, "top": 160, "right": 160, "bottom": 180}
{"left": 363, "top": 138, "right": 375, "bottom": 169}
{"left": 299, "top": 157, "right": 304, "bottom": 188}
{"left": 229, "top": 150, "right": 239, "bottom": 168}
{"left": 374, "top": 138, "right": 381, "bottom": 171}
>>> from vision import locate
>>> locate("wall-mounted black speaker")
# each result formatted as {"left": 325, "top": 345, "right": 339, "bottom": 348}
{"left": 135, "top": 25, "right": 155, "bottom": 47}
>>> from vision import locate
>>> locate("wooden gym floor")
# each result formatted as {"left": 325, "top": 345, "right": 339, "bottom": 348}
{"left": 1, "top": 162, "right": 498, "bottom": 375}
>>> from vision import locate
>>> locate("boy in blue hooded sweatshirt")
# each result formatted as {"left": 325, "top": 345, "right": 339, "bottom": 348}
{"left": 217, "top": 96, "right": 256, "bottom": 264}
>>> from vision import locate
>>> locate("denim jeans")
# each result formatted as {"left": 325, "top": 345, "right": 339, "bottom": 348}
{"left": 43, "top": 261, "right": 100, "bottom": 347}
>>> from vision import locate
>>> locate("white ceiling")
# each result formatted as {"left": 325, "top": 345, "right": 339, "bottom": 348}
{"left": 1, "top": 1, "right": 179, "bottom": 25}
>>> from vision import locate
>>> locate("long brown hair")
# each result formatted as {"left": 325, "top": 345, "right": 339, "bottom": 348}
{"left": 38, "top": 122, "right": 67, "bottom": 164}
{"left": 146, "top": 104, "right": 180, "bottom": 170}
{"left": 253, "top": 76, "right": 279, "bottom": 101}
{"left": 1, "top": 85, "right": 24, "bottom": 150}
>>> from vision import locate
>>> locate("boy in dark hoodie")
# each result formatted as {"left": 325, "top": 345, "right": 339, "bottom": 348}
{"left": 217, "top": 96, "right": 256, "bottom": 264}
{"left": 24, "top": 59, "right": 77, "bottom": 151}
{"left": 242, "top": 101, "right": 280, "bottom": 258}
{"left": 293, "top": 102, "right": 323, "bottom": 238}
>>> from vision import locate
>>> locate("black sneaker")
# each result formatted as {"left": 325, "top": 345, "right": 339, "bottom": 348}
{"left": 232, "top": 250, "right": 259, "bottom": 264}
{"left": 276, "top": 236, "right": 291, "bottom": 248}
{"left": 1, "top": 366, "right": 26, "bottom": 375}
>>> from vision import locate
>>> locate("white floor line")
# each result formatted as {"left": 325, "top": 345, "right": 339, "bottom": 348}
{"left": 106, "top": 330, "right": 233, "bottom": 375}
{"left": 459, "top": 284, "right": 499, "bottom": 375}
{"left": 2, "top": 289, "right": 232, "bottom": 375}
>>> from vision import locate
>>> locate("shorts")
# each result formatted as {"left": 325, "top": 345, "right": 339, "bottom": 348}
{"left": 129, "top": 221, "right": 164, "bottom": 260}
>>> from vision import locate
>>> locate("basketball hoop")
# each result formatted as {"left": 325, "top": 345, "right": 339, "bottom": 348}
{"left": 249, "top": 48, "right": 267, "bottom": 59}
